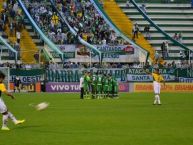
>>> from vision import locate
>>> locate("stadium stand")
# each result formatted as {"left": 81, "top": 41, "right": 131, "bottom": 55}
{"left": 100, "top": 0, "right": 156, "bottom": 62}
{"left": 1, "top": 0, "right": 192, "bottom": 68}
{"left": 25, "top": 0, "right": 77, "bottom": 45}
{"left": 0, "top": 0, "right": 40, "bottom": 64}
{"left": 54, "top": 0, "right": 130, "bottom": 45}
{"left": 0, "top": 40, "right": 17, "bottom": 63}
{"left": 117, "top": 0, "right": 193, "bottom": 63}
{"left": 22, "top": 0, "right": 101, "bottom": 62}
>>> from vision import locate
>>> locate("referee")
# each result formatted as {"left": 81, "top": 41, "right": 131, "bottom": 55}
{"left": 79, "top": 74, "right": 84, "bottom": 99}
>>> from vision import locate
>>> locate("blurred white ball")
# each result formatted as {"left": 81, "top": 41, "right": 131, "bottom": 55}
{"left": 36, "top": 102, "right": 49, "bottom": 111}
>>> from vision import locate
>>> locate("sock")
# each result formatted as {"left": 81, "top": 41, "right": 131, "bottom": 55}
{"left": 154, "top": 95, "right": 157, "bottom": 104}
{"left": 2, "top": 114, "right": 9, "bottom": 127}
{"left": 154, "top": 95, "right": 159, "bottom": 104}
{"left": 157, "top": 95, "right": 161, "bottom": 104}
{"left": 8, "top": 112, "right": 17, "bottom": 123}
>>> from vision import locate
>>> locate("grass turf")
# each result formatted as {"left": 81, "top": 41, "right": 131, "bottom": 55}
{"left": 0, "top": 92, "right": 193, "bottom": 145}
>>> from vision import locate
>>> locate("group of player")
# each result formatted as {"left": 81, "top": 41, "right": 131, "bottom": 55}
{"left": 80, "top": 71, "right": 119, "bottom": 99}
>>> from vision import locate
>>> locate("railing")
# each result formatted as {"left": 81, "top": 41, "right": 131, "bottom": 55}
{"left": 116, "top": 0, "right": 191, "bottom": 3}
{"left": 0, "top": 36, "right": 18, "bottom": 61}
{"left": 49, "top": 0, "right": 102, "bottom": 62}
{"left": 91, "top": 0, "right": 150, "bottom": 63}
{"left": 130, "top": 0, "right": 192, "bottom": 53}
{"left": 17, "top": 0, "right": 63, "bottom": 61}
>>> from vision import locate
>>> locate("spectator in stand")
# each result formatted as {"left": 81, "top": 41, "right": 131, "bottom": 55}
{"left": 99, "top": 0, "right": 104, "bottom": 8}
{"left": 171, "top": 61, "right": 176, "bottom": 69}
{"left": 165, "top": 41, "right": 169, "bottom": 57}
{"left": 173, "top": 33, "right": 178, "bottom": 40}
{"left": 155, "top": 51, "right": 160, "bottom": 63}
{"left": 161, "top": 41, "right": 167, "bottom": 59}
{"left": 1, "top": 11, "right": 8, "bottom": 25}
{"left": 178, "top": 32, "right": 183, "bottom": 43}
{"left": 140, "top": 4, "right": 147, "bottom": 14}
{"left": 144, "top": 24, "right": 151, "bottom": 40}
{"left": 126, "top": 0, "right": 131, "bottom": 7}
{"left": 132, "top": 23, "right": 139, "bottom": 39}
{"left": 14, "top": 76, "right": 21, "bottom": 93}
{"left": 16, "top": 31, "right": 21, "bottom": 44}
{"left": 13, "top": 42, "right": 20, "bottom": 58}
{"left": 110, "top": 31, "right": 117, "bottom": 44}
{"left": 102, "top": 38, "right": 107, "bottom": 45}
{"left": 3, "top": 0, "right": 7, "bottom": 10}
{"left": 9, "top": 20, "right": 15, "bottom": 36}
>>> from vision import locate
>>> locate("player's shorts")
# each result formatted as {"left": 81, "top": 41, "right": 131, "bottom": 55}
{"left": 83, "top": 85, "right": 89, "bottom": 92}
{"left": 0, "top": 98, "right": 7, "bottom": 113}
{"left": 108, "top": 86, "right": 113, "bottom": 92}
{"left": 103, "top": 86, "right": 109, "bottom": 93}
{"left": 97, "top": 85, "right": 102, "bottom": 93}
{"left": 91, "top": 85, "right": 96, "bottom": 93}
{"left": 114, "top": 85, "right": 118, "bottom": 93}
{"left": 153, "top": 81, "right": 161, "bottom": 94}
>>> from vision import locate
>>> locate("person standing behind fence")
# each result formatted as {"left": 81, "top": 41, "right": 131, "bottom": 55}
{"left": 14, "top": 76, "right": 21, "bottom": 93}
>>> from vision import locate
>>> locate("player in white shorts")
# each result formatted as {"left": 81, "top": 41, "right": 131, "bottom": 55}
{"left": 0, "top": 71, "right": 25, "bottom": 131}
{"left": 145, "top": 68, "right": 165, "bottom": 105}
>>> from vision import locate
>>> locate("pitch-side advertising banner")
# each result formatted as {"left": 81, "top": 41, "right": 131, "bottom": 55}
{"left": 9, "top": 82, "right": 41, "bottom": 92}
{"left": 133, "top": 83, "right": 193, "bottom": 92}
{"left": 178, "top": 77, "right": 193, "bottom": 83}
{"left": 46, "top": 82, "right": 129, "bottom": 92}
{"left": 126, "top": 68, "right": 176, "bottom": 82}
{"left": 10, "top": 69, "right": 44, "bottom": 83}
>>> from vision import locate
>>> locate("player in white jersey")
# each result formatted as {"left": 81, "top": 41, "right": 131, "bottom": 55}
{"left": 0, "top": 71, "right": 25, "bottom": 131}
{"left": 145, "top": 68, "right": 165, "bottom": 105}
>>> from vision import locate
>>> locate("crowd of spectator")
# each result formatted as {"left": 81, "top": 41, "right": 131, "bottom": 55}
{"left": 25, "top": 0, "right": 77, "bottom": 44}
{"left": 0, "top": 0, "right": 24, "bottom": 59}
{"left": 47, "top": 61, "right": 149, "bottom": 69}
{"left": 1, "top": 60, "right": 193, "bottom": 70}
{"left": 0, "top": 62, "right": 40, "bottom": 69}
{"left": 55, "top": 0, "right": 128, "bottom": 45}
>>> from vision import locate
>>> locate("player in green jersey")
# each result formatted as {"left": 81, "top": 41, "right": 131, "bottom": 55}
{"left": 112, "top": 77, "right": 119, "bottom": 98}
{"left": 108, "top": 74, "right": 113, "bottom": 98}
{"left": 102, "top": 74, "right": 109, "bottom": 98}
{"left": 83, "top": 71, "right": 91, "bottom": 99}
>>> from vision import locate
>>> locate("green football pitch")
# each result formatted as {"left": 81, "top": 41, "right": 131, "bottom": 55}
{"left": 0, "top": 92, "right": 193, "bottom": 145}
